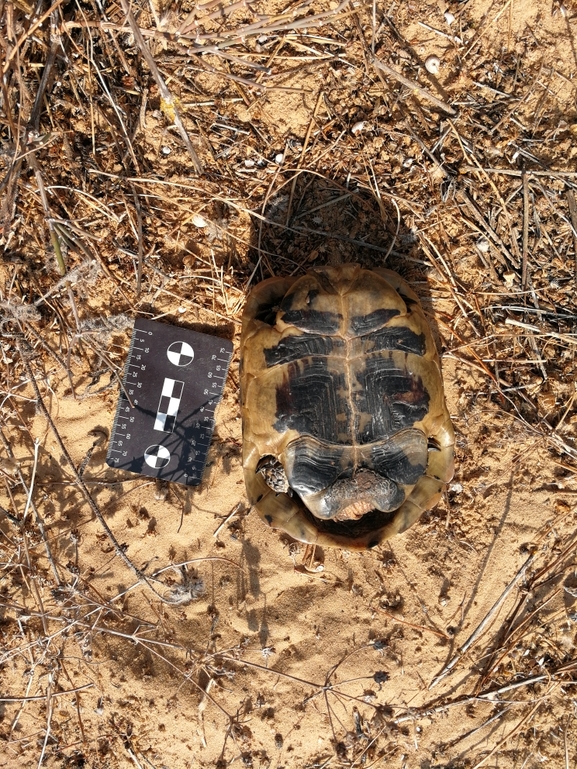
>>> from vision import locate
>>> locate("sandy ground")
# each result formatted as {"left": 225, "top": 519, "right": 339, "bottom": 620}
{"left": 2, "top": 0, "right": 577, "bottom": 767}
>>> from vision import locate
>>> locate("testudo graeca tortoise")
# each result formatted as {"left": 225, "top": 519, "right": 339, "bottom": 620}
{"left": 240, "top": 264, "right": 454, "bottom": 549}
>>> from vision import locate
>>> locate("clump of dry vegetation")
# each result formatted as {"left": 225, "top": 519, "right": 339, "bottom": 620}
{"left": 1, "top": 0, "right": 577, "bottom": 767}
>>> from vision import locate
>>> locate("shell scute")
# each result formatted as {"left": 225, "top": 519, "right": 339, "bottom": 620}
{"left": 263, "top": 332, "right": 341, "bottom": 367}
{"left": 273, "top": 357, "right": 350, "bottom": 443}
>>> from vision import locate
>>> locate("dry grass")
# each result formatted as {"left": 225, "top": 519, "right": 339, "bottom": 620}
{"left": 1, "top": 0, "right": 577, "bottom": 767}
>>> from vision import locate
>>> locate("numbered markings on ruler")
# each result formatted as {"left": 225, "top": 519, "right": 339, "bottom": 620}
{"left": 144, "top": 444, "right": 171, "bottom": 469}
{"left": 106, "top": 319, "right": 233, "bottom": 486}
{"left": 167, "top": 341, "right": 194, "bottom": 367}
{"left": 154, "top": 378, "right": 184, "bottom": 432}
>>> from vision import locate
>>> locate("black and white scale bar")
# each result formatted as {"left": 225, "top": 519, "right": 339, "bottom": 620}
{"left": 106, "top": 318, "right": 233, "bottom": 486}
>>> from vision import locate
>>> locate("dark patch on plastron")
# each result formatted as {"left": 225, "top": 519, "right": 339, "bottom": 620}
{"left": 264, "top": 334, "right": 339, "bottom": 367}
{"left": 274, "top": 358, "right": 349, "bottom": 443}
{"left": 349, "top": 308, "right": 400, "bottom": 335}
{"left": 362, "top": 326, "right": 426, "bottom": 355}
{"left": 371, "top": 435, "right": 427, "bottom": 485}
{"left": 285, "top": 437, "right": 344, "bottom": 496}
{"left": 354, "top": 357, "right": 430, "bottom": 443}
{"left": 280, "top": 308, "right": 342, "bottom": 334}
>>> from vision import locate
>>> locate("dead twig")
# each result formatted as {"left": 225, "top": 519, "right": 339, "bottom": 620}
{"left": 429, "top": 555, "right": 534, "bottom": 689}
{"left": 371, "top": 54, "right": 457, "bottom": 117}
{"left": 118, "top": 0, "right": 203, "bottom": 174}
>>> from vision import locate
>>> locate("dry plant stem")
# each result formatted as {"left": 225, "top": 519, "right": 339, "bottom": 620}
{"left": 0, "top": 683, "right": 94, "bottom": 703}
{"left": 394, "top": 667, "right": 569, "bottom": 726}
{"left": 0, "top": 428, "right": 61, "bottom": 583}
{"left": 420, "top": 237, "right": 480, "bottom": 339}
{"left": 474, "top": 589, "right": 562, "bottom": 693}
{"left": 132, "top": 185, "right": 144, "bottom": 294}
{"left": 451, "top": 122, "right": 523, "bottom": 268}
{"left": 178, "top": 0, "right": 255, "bottom": 35}
{"left": 16, "top": 337, "right": 165, "bottom": 599}
{"left": 88, "top": 628, "right": 233, "bottom": 719}
{"left": 118, "top": 0, "right": 202, "bottom": 174}
{"left": 566, "top": 189, "right": 577, "bottom": 288}
{"left": 22, "top": 18, "right": 71, "bottom": 282}
{"left": 457, "top": 189, "right": 518, "bottom": 270}
{"left": 470, "top": 697, "right": 545, "bottom": 769}
{"left": 21, "top": 437, "right": 40, "bottom": 524}
{"left": 429, "top": 555, "right": 534, "bottom": 689}
{"left": 38, "top": 673, "right": 55, "bottom": 769}
{"left": 461, "top": 166, "right": 577, "bottom": 178}
{"left": 446, "top": 703, "right": 516, "bottom": 751}
{"left": 247, "top": 164, "right": 286, "bottom": 287}
{"left": 28, "top": 153, "right": 84, "bottom": 332}
{"left": 1, "top": 0, "right": 66, "bottom": 75}
{"left": 213, "top": 503, "right": 242, "bottom": 538}
{"left": 521, "top": 171, "right": 530, "bottom": 290}
{"left": 376, "top": 606, "right": 449, "bottom": 639}
{"left": 187, "top": 0, "right": 355, "bottom": 44}
{"left": 285, "top": 90, "right": 324, "bottom": 225}
{"left": 371, "top": 54, "right": 457, "bottom": 117}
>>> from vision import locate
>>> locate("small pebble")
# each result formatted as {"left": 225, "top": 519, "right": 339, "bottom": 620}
{"left": 191, "top": 213, "right": 208, "bottom": 228}
{"left": 476, "top": 237, "right": 490, "bottom": 253}
{"left": 425, "top": 55, "right": 441, "bottom": 75}
{"left": 351, "top": 121, "right": 366, "bottom": 135}
{"left": 274, "top": 153, "right": 284, "bottom": 164}
{"left": 161, "top": 145, "right": 171, "bottom": 155}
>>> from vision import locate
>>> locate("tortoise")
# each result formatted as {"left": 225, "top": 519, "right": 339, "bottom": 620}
{"left": 240, "top": 263, "right": 454, "bottom": 549}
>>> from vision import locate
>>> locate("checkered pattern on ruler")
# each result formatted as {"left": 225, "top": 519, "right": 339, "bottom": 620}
{"left": 144, "top": 444, "right": 171, "bottom": 469}
{"left": 167, "top": 341, "right": 194, "bottom": 367}
{"left": 154, "top": 378, "right": 184, "bottom": 432}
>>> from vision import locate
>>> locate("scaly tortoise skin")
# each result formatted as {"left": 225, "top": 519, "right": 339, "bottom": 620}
{"left": 240, "top": 264, "right": 454, "bottom": 550}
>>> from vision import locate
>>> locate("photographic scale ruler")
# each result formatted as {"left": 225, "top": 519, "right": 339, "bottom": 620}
{"left": 106, "top": 318, "right": 233, "bottom": 486}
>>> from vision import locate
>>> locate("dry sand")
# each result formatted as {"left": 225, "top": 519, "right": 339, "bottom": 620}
{"left": 1, "top": 0, "right": 577, "bottom": 767}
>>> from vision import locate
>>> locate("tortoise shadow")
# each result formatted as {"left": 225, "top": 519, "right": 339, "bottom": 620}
{"left": 246, "top": 171, "right": 444, "bottom": 352}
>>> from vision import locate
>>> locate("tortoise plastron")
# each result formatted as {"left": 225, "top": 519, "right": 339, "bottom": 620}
{"left": 240, "top": 264, "right": 454, "bottom": 550}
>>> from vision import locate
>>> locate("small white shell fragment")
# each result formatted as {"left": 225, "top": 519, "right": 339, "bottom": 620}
{"left": 476, "top": 237, "right": 490, "bottom": 253}
{"left": 161, "top": 145, "right": 171, "bottom": 155}
{"left": 425, "top": 55, "right": 441, "bottom": 75}
{"left": 351, "top": 120, "right": 366, "bottom": 135}
{"left": 444, "top": 11, "right": 455, "bottom": 24}
{"left": 244, "top": 158, "right": 255, "bottom": 167}
{"left": 191, "top": 213, "right": 208, "bottom": 228}
{"left": 275, "top": 153, "right": 284, "bottom": 164}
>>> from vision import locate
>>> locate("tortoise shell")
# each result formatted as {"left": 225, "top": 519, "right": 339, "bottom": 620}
{"left": 240, "top": 264, "right": 454, "bottom": 549}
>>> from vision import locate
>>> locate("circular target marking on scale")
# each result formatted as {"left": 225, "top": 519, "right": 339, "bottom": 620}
{"left": 144, "top": 444, "right": 171, "bottom": 469}
{"left": 167, "top": 341, "right": 194, "bottom": 367}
